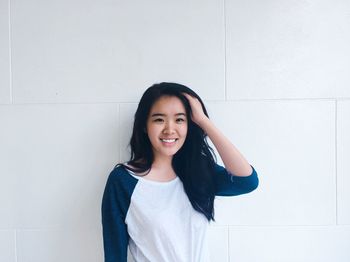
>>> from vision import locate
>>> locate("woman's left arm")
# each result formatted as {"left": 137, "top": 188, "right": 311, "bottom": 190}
{"left": 182, "top": 93, "right": 253, "bottom": 177}
{"left": 198, "top": 117, "right": 253, "bottom": 177}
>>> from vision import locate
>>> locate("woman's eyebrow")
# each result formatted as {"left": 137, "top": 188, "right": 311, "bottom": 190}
{"left": 151, "top": 113, "right": 186, "bottom": 117}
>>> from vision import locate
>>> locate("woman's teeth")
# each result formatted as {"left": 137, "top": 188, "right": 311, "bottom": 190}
{"left": 161, "top": 139, "right": 177, "bottom": 143}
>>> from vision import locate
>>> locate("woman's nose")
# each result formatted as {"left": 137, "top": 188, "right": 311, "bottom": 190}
{"left": 163, "top": 121, "right": 175, "bottom": 134}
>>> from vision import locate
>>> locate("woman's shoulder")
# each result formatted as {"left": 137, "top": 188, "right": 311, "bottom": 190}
{"left": 121, "top": 160, "right": 150, "bottom": 174}
{"left": 106, "top": 163, "right": 133, "bottom": 182}
{"left": 110, "top": 161, "right": 149, "bottom": 178}
{"left": 103, "top": 164, "right": 139, "bottom": 203}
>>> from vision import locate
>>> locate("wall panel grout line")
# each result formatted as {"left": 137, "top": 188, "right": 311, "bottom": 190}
{"left": 3, "top": 97, "right": 350, "bottom": 106}
{"left": 223, "top": 0, "right": 227, "bottom": 101}
{"left": 8, "top": 0, "right": 13, "bottom": 104}
{"left": 335, "top": 99, "right": 338, "bottom": 225}
{"left": 118, "top": 103, "right": 121, "bottom": 163}
{"left": 227, "top": 225, "right": 230, "bottom": 262}
{"left": 14, "top": 230, "right": 17, "bottom": 262}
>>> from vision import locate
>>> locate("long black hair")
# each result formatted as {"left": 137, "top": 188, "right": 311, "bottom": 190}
{"left": 116, "top": 82, "right": 218, "bottom": 222}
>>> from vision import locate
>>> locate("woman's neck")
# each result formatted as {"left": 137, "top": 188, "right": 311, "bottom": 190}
{"left": 151, "top": 157, "right": 173, "bottom": 171}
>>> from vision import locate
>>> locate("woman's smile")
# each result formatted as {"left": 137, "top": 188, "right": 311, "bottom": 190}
{"left": 160, "top": 138, "right": 178, "bottom": 146}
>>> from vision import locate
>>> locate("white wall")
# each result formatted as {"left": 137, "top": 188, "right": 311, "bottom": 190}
{"left": 0, "top": 0, "right": 349, "bottom": 261}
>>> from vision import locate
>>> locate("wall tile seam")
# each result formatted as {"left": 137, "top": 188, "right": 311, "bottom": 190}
{"left": 227, "top": 224, "right": 230, "bottom": 262}
{"left": 335, "top": 99, "right": 338, "bottom": 225}
{"left": 11, "top": 227, "right": 101, "bottom": 231}
{"left": 223, "top": 98, "right": 342, "bottom": 102}
{"left": 207, "top": 98, "right": 340, "bottom": 104}
{"left": 117, "top": 98, "right": 344, "bottom": 105}
{"left": 0, "top": 101, "right": 122, "bottom": 106}
{"left": 14, "top": 229, "right": 17, "bottom": 262}
{"left": 210, "top": 224, "right": 233, "bottom": 228}
{"left": 118, "top": 103, "right": 121, "bottom": 164}
{"left": 8, "top": 0, "right": 13, "bottom": 104}
{"left": 227, "top": 225, "right": 350, "bottom": 228}
{"left": 2, "top": 98, "right": 350, "bottom": 106}
{"left": 223, "top": 0, "right": 227, "bottom": 102}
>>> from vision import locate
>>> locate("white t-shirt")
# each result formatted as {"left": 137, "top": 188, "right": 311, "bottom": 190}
{"left": 125, "top": 168, "right": 211, "bottom": 262}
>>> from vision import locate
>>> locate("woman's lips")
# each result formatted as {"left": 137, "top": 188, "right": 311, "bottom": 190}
{"left": 160, "top": 138, "right": 178, "bottom": 146}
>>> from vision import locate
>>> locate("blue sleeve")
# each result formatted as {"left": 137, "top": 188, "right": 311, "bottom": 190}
{"left": 214, "top": 163, "right": 259, "bottom": 196}
{"left": 101, "top": 171, "right": 128, "bottom": 262}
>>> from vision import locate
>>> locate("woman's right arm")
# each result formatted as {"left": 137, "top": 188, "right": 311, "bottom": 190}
{"left": 101, "top": 172, "right": 128, "bottom": 262}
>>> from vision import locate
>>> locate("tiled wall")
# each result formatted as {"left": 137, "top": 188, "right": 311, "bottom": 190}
{"left": 0, "top": 0, "right": 349, "bottom": 261}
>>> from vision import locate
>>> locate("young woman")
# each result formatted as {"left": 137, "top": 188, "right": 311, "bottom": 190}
{"left": 101, "top": 82, "right": 259, "bottom": 262}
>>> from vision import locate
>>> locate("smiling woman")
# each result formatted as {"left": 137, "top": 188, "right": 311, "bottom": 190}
{"left": 101, "top": 82, "right": 259, "bottom": 262}
{"left": 146, "top": 95, "right": 188, "bottom": 165}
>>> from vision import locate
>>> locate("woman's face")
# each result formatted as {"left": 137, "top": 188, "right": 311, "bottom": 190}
{"left": 146, "top": 95, "right": 188, "bottom": 161}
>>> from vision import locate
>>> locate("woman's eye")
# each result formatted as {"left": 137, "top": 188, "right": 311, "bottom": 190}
{"left": 153, "top": 118, "right": 185, "bottom": 123}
